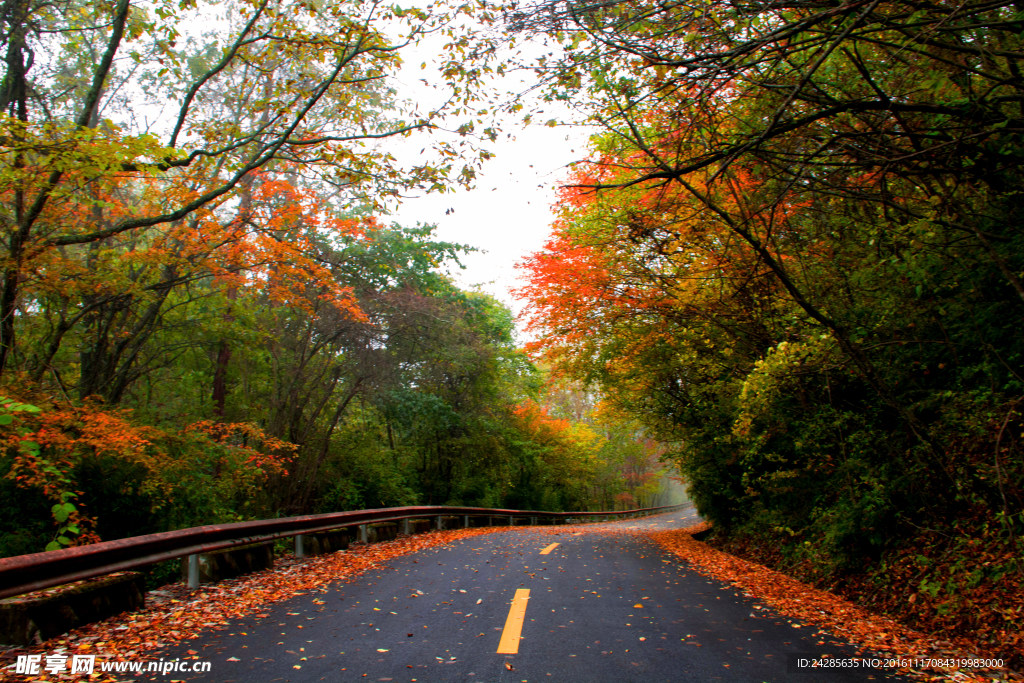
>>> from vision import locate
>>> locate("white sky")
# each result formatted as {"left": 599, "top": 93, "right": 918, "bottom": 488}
{"left": 384, "top": 26, "right": 594, "bottom": 339}
{"left": 391, "top": 122, "right": 588, "bottom": 331}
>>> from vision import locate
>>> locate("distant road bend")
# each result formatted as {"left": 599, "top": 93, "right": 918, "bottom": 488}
{"left": 141, "top": 511, "right": 905, "bottom": 682}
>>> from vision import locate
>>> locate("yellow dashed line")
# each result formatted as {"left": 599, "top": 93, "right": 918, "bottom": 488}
{"left": 539, "top": 542, "right": 560, "bottom": 555}
{"left": 497, "top": 589, "right": 530, "bottom": 654}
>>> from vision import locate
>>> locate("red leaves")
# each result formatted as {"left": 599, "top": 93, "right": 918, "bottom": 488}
{"left": 185, "top": 421, "right": 295, "bottom": 476}
{"left": 1, "top": 391, "right": 161, "bottom": 548}
{"left": 830, "top": 528, "right": 1024, "bottom": 672}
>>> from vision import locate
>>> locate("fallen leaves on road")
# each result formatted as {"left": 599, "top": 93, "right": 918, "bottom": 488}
{"left": 650, "top": 522, "right": 1019, "bottom": 683}
{"left": 522, "top": 515, "right": 1021, "bottom": 682}
{"left": 0, "top": 527, "right": 502, "bottom": 682}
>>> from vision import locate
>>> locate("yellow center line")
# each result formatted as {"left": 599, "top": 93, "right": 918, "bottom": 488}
{"left": 539, "top": 542, "right": 560, "bottom": 555}
{"left": 496, "top": 589, "right": 530, "bottom": 654}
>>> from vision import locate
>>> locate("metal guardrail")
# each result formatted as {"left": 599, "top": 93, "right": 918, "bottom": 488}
{"left": 0, "top": 503, "right": 691, "bottom": 600}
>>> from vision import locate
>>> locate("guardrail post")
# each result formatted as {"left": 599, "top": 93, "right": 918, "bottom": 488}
{"left": 187, "top": 554, "right": 199, "bottom": 589}
{"left": 531, "top": 516, "right": 537, "bottom": 526}
{"left": 359, "top": 524, "right": 368, "bottom": 544}
{"left": 487, "top": 516, "right": 493, "bottom": 526}
{"left": 508, "top": 515, "right": 514, "bottom": 526}
{"left": 403, "top": 519, "right": 410, "bottom": 535}
{"left": 295, "top": 535, "right": 304, "bottom": 558}
{"left": 464, "top": 514, "right": 469, "bottom": 528}
{"left": 436, "top": 515, "right": 443, "bottom": 531}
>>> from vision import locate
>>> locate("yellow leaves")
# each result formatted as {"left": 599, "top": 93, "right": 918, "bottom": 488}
{"left": 733, "top": 336, "right": 836, "bottom": 437}
{"left": 0, "top": 115, "right": 178, "bottom": 185}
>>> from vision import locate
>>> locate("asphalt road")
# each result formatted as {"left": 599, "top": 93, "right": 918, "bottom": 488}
{"left": 141, "top": 511, "right": 905, "bottom": 683}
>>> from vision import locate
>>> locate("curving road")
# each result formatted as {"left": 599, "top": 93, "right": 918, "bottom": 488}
{"left": 140, "top": 511, "right": 905, "bottom": 682}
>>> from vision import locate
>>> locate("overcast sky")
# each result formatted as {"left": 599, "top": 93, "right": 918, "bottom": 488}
{"left": 391, "top": 123, "right": 588, "bottom": 329}
{"left": 384, "top": 29, "right": 593, "bottom": 340}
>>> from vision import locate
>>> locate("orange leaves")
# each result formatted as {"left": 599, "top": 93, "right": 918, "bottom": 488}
{"left": 508, "top": 398, "right": 609, "bottom": 500}
{"left": 0, "top": 386, "right": 302, "bottom": 550}
{"left": 185, "top": 421, "right": 296, "bottom": 477}
{"left": 515, "top": 225, "right": 631, "bottom": 360}
{"left": 154, "top": 169, "right": 373, "bottom": 322}
{"left": 2, "top": 393, "right": 159, "bottom": 497}
{"left": 14, "top": 161, "right": 375, "bottom": 348}
{"left": 650, "top": 524, "right": 1011, "bottom": 682}
{"left": 511, "top": 400, "right": 574, "bottom": 440}
{"left": 6, "top": 528, "right": 504, "bottom": 683}
{"left": 511, "top": 399, "right": 601, "bottom": 454}
{"left": 39, "top": 407, "right": 154, "bottom": 456}
{"left": 0, "top": 389, "right": 164, "bottom": 548}
{"left": 516, "top": 110, "right": 815, "bottom": 444}
{"left": 516, "top": 158, "right": 745, "bottom": 362}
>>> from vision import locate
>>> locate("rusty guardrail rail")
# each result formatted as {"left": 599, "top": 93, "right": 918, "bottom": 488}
{"left": 0, "top": 503, "right": 692, "bottom": 600}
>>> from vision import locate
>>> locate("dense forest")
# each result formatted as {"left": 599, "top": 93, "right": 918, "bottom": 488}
{"left": 512, "top": 0, "right": 1024, "bottom": 658}
{"left": 0, "top": 0, "right": 677, "bottom": 561}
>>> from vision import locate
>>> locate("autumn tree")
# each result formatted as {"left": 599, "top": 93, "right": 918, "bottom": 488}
{"left": 0, "top": 0, "right": 498, "bottom": 379}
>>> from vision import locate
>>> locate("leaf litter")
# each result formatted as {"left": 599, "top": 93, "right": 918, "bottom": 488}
{"left": 0, "top": 527, "right": 502, "bottom": 682}
{"left": 524, "top": 516, "right": 1021, "bottom": 682}
{"left": 648, "top": 521, "right": 1020, "bottom": 683}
